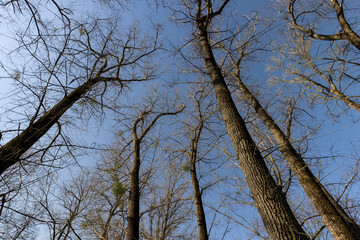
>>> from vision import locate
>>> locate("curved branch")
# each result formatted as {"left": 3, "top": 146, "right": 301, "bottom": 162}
{"left": 288, "top": 0, "right": 360, "bottom": 50}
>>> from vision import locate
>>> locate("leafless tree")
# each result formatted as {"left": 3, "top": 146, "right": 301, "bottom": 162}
{"left": 186, "top": 90, "right": 209, "bottom": 240}
{"left": 270, "top": 0, "right": 360, "bottom": 114}
{"left": 141, "top": 158, "right": 195, "bottom": 240}
{"left": 126, "top": 102, "right": 185, "bottom": 240}
{"left": 171, "top": 0, "right": 310, "bottom": 239}
{"left": 0, "top": 1, "right": 160, "bottom": 238}
{"left": 0, "top": 1, "right": 159, "bottom": 176}
{"left": 288, "top": 0, "right": 360, "bottom": 51}
{"left": 217, "top": 13, "right": 360, "bottom": 239}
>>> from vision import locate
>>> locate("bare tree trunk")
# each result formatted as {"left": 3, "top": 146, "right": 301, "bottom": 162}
{"left": 189, "top": 120, "right": 208, "bottom": 240}
{"left": 0, "top": 78, "right": 99, "bottom": 175}
{"left": 126, "top": 138, "right": 141, "bottom": 240}
{"left": 233, "top": 68, "right": 360, "bottom": 240}
{"left": 196, "top": 20, "right": 309, "bottom": 239}
{"left": 101, "top": 203, "right": 118, "bottom": 240}
{"left": 126, "top": 108, "right": 185, "bottom": 240}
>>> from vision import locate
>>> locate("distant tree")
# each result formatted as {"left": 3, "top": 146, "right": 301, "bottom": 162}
{"left": 126, "top": 101, "right": 184, "bottom": 240}
{"left": 141, "top": 158, "right": 194, "bottom": 240}
{"left": 186, "top": 90, "right": 209, "bottom": 240}
{"left": 30, "top": 97, "right": 188, "bottom": 239}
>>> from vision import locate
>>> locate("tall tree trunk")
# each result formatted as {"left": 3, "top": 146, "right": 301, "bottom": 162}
{"left": 0, "top": 78, "right": 99, "bottom": 175}
{"left": 233, "top": 71, "right": 360, "bottom": 240}
{"left": 189, "top": 121, "right": 208, "bottom": 240}
{"left": 196, "top": 21, "right": 309, "bottom": 240}
{"left": 126, "top": 109, "right": 184, "bottom": 240}
{"left": 126, "top": 137, "right": 141, "bottom": 240}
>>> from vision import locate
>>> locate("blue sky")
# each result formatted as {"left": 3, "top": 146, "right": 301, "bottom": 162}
{"left": 0, "top": 0, "right": 359, "bottom": 239}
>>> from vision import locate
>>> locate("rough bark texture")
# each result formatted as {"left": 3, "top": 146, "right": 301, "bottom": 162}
{"left": 197, "top": 21, "right": 309, "bottom": 240}
{"left": 0, "top": 78, "right": 99, "bottom": 175}
{"left": 234, "top": 73, "right": 360, "bottom": 240}
{"left": 189, "top": 121, "right": 208, "bottom": 240}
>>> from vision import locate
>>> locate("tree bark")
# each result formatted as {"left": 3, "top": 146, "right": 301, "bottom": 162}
{"left": 233, "top": 72, "right": 360, "bottom": 240}
{"left": 196, "top": 21, "right": 309, "bottom": 240}
{"left": 126, "top": 137, "right": 141, "bottom": 240}
{"left": 0, "top": 78, "right": 99, "bottom": 175}
{"left": 126, "top": 108, "right": 184, "bottom": 240}
{"left": 330, "top": 0, "right": 360, "bottom": 51}
{"left": 189, "top": 121, "right": 208, "bottom": 240}
{"left": 289, "top": 0, "right": 360, "bottom": 51}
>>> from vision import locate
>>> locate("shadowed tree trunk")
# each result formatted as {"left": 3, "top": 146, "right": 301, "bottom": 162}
{"left": 127, "top": 131, "right": 141, "bottom": 240}
{"left": 0, "top": 75, "right": 103, "bottom": 175}
{"left": 0, "top": 20, "right": 158, "bottom": 177}
{"left": 126, "top": 107, "right": 185, "bottom": 240}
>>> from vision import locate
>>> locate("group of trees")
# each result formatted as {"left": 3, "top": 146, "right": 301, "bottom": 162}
{"left": 0, "top": 0, "right": 359, "bottom": 239}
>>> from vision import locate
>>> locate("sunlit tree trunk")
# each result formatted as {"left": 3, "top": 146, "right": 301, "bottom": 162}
{"left": 233, "top": 68, "right": 360, "bottom": 240}
{"left": 195, "top": 13, "right": 309, "bottom": 239}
